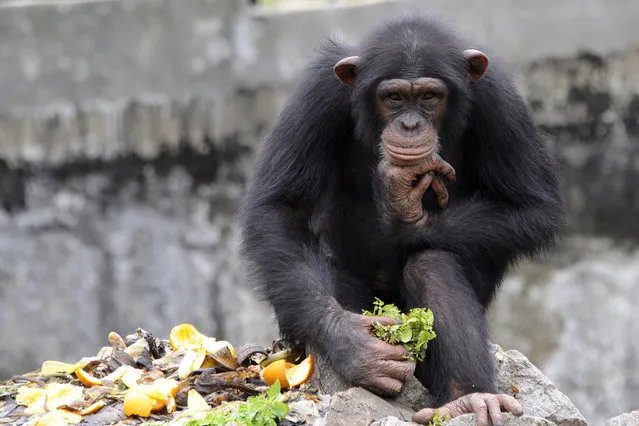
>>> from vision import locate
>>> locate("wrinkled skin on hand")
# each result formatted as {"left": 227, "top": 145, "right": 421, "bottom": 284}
{"left": 378, "top": 154, "right": 456, "bottom": 225}
{"left": 332, "top": 312, "right": 416, "bottom": 395}
{"left": 413, "top": 392, "right": 524, "bottom": 426}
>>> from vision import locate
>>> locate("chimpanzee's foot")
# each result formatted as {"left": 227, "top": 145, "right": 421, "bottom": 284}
{"left": 412, "top": 393, "right": 523, "bottom": 426}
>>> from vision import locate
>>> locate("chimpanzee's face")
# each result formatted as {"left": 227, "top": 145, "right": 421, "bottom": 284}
{"left": 375, "top": 77, "right": 448, "bottom": 166}
{"left": 333, "top": 49, "right": 488, "bottom": 166}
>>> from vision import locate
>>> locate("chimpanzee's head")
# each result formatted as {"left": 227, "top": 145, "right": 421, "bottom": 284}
{"left": 333, "top": 16, "right": 489, "bottom": 166}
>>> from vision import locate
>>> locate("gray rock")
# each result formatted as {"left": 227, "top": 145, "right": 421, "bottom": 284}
{"left": 287, "top": 399, "right": 321, "bottom": 424}
{"left": 315, "top": 343, "right": 585, "bottom": 426}
{"left": 606, "top": 411, "right": 639, "bottom": 426}
{"left": 492, "top": 344, "right": 588, "bottom": 426}
{"left": 309, "top": 350, "right": 352, "bottom": 396}
{"left": 370, "top": 416, "right": 415, "bottom": 426}
{"left": 445, "top": 414, "right": 556, "bottom": 426}
{"left": 392, "top": 376, "right": 436, "bottom": 413}
{"left": 324, "top": 387, "right": 415, "bottom": 426}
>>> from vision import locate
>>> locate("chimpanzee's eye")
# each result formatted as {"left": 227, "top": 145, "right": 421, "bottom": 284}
{"left": 422, "top": 92, "right": 436, "bottom": 100}
{"left": 387, "top": 92, "right": 402, "bottom": 101}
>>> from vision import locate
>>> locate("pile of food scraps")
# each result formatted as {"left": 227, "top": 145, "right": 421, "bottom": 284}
{"left": 0, "top": 324, "right": 316, "bottom": 426}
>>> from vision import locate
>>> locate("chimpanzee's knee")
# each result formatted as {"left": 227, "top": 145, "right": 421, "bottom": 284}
{"left": 403, "top": 250, "right": 461, "bottom": 291}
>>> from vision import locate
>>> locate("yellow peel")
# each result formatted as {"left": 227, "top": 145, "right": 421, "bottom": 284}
{"left": 79, "top": 400, "right": 106, "bottom": 416}
{"left": 170, "top": 323, "right": 208, "bottom": 350}
{"left": 44, "top": 383, "right": 84, "bottom": 410}
{"left": 16, "top": 386, "right": 46, "bottom": 415}
{"left": 166, "top": 395, "right": 177, "bottom": 413}
{"left": 121, "top": 368, "right": 143, "bottom": 389}
{"left": 153, "top": 378, "right": 179, "bottom": 397}
{"left": 187, "top": 389, "right": 210, "bottom": 411}
{"left": 40, "top": 361, "right": 79, "bottom": 377}
{"left": 35, "top": 409, "right": 83, "bottom": 425}
{"left": 178, "top": 346, "right": 206, "bottom": 380}
{"left": 102, "top": 365, "right": 133, "bottom": 383}
{"left": 135, "top": 384, "right": 168, "bottom": 402}
{"left": 202, "top": 339, "right": 236, "bottom": 358}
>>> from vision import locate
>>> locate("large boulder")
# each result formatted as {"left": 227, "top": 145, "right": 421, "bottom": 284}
{"left": 605, "top": 411, "right": 639, "bottom": 426}
{"left": 315, "top": 344, "right": 589, "bottom": 426}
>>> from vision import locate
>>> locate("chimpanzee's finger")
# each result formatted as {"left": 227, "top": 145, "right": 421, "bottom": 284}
{"left": 434, "top": 159, "right": 456, "bottom": 183}
{"left": 361, "top": 315, "right": 401, "bottom": 327}
{"left": 497, "top": 394, "right": 524, "bottom": 416}
{"left": 485, "top": 396, "right": 503, "bottom": 426}
{"left": 379, "top": 359, "right": 416, "bottom": 382}
{"left": 430, "top": 176, "right": 449, "bottom": 208}
{"left": 411, "top": 172, "right": 434, "bottom": 199}
{"left": 372, "top": 339, "right": 410, "bottom": 360}
{"left": 470, "top": 396, "right": 490, "bottom": 426}
{"left": 412, "top": 407, "right": 449, "bottom": 424}
{"left": 367, "top": 376, "right": 405, "bottom": 396}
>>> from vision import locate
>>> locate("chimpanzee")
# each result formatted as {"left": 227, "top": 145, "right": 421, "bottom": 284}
{"left": 239, "top": 14, "right": 564, "bottom": 426}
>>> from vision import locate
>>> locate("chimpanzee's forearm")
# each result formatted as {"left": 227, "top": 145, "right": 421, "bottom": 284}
{"left": 403, "top": 250, "right": 496, "bottom": 404}
{"left": 394, "top": 197, "right": 562, "bottom": 265}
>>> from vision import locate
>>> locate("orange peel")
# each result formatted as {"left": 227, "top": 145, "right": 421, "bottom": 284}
{"left": 75, "top": 368, "right": 102, "bottom": 387}
{"left": 285, "top": 354, "right": 315, "bottom": 387}
{"left": 79, "top": 400, "right": 106, "bottom": 416}
{"left": 123, "top": 391, "right": 154, "bottom": 417}
{"left": 260, "top": 359, "right": 293, "bottom": 388}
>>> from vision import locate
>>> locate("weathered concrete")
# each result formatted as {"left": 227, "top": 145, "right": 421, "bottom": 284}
{"left": 0, "top": 1, "right": 638, "bottom": 425}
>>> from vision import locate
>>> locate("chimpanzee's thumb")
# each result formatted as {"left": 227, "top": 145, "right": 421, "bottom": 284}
{"left": 362, "top": 315, "right": 402, "bottom": 327}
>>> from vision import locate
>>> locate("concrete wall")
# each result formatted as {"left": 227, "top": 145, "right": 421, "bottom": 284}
{"left": 0, "top": 0, "right": 638, "bottom": 423}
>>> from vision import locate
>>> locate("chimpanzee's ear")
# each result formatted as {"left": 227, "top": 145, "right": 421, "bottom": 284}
{"left": 462, "top": 49, "right": 489, "bottom": 81}
{"left": 334, "top": 56, "right": 361, "bottom": 86}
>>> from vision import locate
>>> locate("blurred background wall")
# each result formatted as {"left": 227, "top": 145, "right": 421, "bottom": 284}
{"left": 0, "top": 0, "right": 637, "bottom": 423}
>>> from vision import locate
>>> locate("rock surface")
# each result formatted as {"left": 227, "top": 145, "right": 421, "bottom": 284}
{"left": 317, "top": 344, "right": 588, "bottom": 426}
{"left": 605, "top": 411, "right": 639, "bottom": 426}
{"left": 324, "top": 387, "right": 415, "bottom": 426}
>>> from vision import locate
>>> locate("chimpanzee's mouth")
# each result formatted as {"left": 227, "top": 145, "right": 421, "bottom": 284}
{"left": 384, "top": 146, "right": 435, "bottom": 164}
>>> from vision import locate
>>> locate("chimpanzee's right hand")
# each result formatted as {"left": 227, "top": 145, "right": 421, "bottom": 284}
{"left": 378, "top": 155, "right": 456, "bottom": 225}
{"left": 331, "top": 311, "right": 416, "bottom": 396}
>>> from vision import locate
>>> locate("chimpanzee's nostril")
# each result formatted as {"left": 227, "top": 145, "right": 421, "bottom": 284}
{"left": 400, "top": 118, "right": 420, "bottom": 131}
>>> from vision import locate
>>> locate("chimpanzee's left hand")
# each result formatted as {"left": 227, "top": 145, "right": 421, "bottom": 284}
{"left": 412, "top": 392, "right": 524, "bottom": 426}
{"left": 378, "top": 155, "right": 456, "bottom": 224}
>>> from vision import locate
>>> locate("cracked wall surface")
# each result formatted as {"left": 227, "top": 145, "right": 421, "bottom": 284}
{"left": 0, "top": 0, "right": 637, "bottom": 424}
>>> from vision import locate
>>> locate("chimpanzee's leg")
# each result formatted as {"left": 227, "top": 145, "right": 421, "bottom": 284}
{"left": 401, "top": 250, "right": 496, "bottom": 404}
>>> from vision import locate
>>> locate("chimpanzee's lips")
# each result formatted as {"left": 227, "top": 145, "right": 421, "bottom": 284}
{"left": 384, "top": 146, "right": 434, "bottom": 163}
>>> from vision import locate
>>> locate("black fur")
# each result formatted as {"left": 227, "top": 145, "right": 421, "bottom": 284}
{"left": 239, "top": 15, "right": 565, "bottom": 405}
